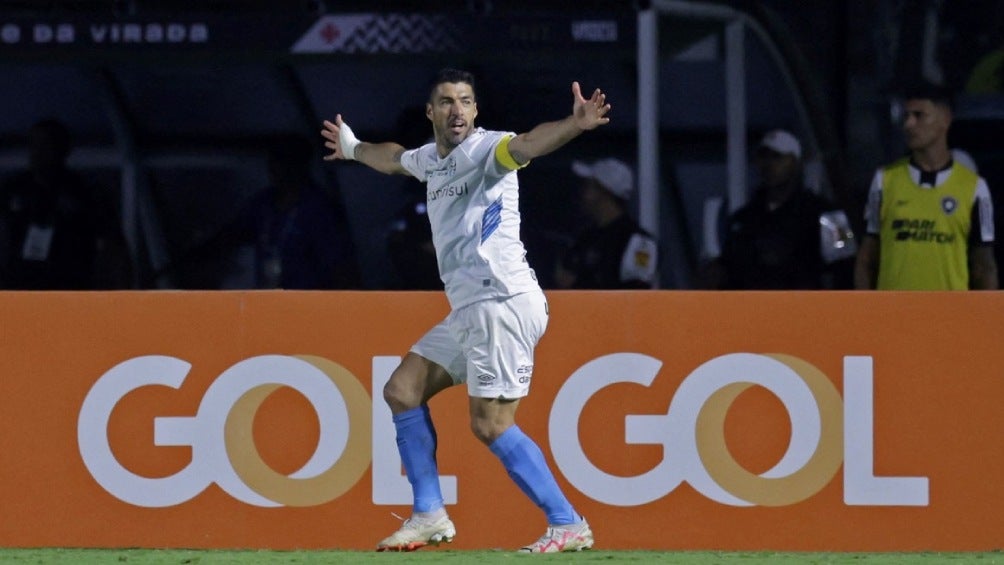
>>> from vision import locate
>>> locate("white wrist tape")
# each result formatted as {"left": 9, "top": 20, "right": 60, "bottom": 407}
{"left": 339, "top": 121, "right": 361, "bottom": 160}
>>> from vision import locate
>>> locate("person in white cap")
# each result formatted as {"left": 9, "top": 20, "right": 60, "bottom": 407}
{"left": 321, "top": 68, "right": 601, "bottom": 553}
{"left": 707, "top": 129, "right": 856, "bottom": 289}
{"left": 554, "top": 157, "right": 658, "bottom": 289}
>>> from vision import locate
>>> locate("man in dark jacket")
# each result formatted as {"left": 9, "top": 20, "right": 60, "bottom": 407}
{"left": 554, "top": 157, "right": 658, "bottom": 289}
{"left": 710, "top": 129, "right": 856, "bottom": 289}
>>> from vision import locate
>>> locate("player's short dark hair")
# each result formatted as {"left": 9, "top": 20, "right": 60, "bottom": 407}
{"left": 428, "top": 68, "right": 476, "bottom": 101}
{"left": 898, "top": 81, "right": 955, "bottom": 110}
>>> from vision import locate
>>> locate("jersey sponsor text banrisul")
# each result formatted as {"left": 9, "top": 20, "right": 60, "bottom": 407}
{"left": 428, "top": 182, "right": 469, "bottom": 201}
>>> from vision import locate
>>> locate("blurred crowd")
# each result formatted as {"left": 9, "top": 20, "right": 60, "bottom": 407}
{"left": 1, "top": 2, "right": 1000, "bottom": 293}
{"left": 0, "top": 95, "right": 997, "bottom": 292}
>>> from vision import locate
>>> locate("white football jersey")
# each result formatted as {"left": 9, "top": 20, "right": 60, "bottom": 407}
{"left": 400, "top": 128, "right": 540, "bottom": 309}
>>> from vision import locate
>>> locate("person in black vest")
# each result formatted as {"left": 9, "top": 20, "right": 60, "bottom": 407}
{"left": 708, "top": 129, "right": 856, "bottom": 289}
{"left": 0, "top": 119, "right": 130, "bottom": 289}
{"left": 554, "top": 157, "right": 658, "bottom": 289}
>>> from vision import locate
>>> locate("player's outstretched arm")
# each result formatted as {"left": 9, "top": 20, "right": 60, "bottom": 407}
{"left": 321, "top": 114, "right": 407, "bottom": 175}
{"left": 506, "top": 81, "right": 611, "bottom": 165}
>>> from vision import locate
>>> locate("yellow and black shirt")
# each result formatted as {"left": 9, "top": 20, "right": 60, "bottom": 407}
{"left": 863, "top": 157, "right": 996, "bottom": 290}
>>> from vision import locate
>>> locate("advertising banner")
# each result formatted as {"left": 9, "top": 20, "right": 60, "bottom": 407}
{"left": 0, "top": 12, "right": 634, "bottom": 57}
{"left": 0, "top": 291, "right": 1001, "bottom": 551}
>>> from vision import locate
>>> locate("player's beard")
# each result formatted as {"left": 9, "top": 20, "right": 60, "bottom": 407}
{"left": 436, "top": 121, "right": 472, "bottom": 151}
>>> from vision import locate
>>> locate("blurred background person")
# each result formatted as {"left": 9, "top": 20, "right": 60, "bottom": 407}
{"left": 854, "top": 84, "right": 998, "bottom": 290}
{"left": 554, "top": 157, "right": 658, "bottom": 289}
{"left": 154, "top": 135, "right": 358, "bottom": 290}
{"left": 704, "top": 129, "right": 856, "bottom": 290}
{"left": 387, "top": 193, "right": 440, "bottom": 290}
{"left": 0, "top": 118, "right": 130, "bottom": 290}
{"left": 245, "top": 135, "right": 358, "bottom": 289}
{"left": 386, "top": 106, "right": 440, "bottom": 290}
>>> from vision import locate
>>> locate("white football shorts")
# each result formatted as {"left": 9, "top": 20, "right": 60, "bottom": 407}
{"left": 410, "top": 289, "right": 548, "bottom": 399}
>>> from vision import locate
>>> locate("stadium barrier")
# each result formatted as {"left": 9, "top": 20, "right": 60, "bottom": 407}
{"left": 1, "top": 290, "right": 1001, "bottom": 551}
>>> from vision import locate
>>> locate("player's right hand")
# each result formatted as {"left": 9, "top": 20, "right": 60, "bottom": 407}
{"left": 321, "top": 114, "right": 360, "bottom": 160}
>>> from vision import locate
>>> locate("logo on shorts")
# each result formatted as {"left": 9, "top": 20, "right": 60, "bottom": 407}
{"left": 517, "top": 364, "right": 534, "bottom": 384}
{"left": 476, "top": 373, "right": 496, "bottom": 386}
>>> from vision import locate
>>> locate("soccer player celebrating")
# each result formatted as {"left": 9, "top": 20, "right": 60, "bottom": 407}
{"left": 321, "top": 68, "right": 610, "bottom": 552}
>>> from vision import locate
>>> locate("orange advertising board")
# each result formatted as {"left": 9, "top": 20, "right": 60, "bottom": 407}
{"left": 0, "top": 290, "right": 1002, "bottom": 551}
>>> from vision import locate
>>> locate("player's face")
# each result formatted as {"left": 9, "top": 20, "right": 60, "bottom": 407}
{"left": 427, "top": 81, "right": 478, "bottom": 154}
{"left": 902, "top": 99, "right": 951, "bottom": 153}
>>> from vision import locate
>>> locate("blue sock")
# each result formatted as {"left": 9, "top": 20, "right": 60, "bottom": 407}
{"left": 393, "top": 405, "right": 443, "bottom": 513}
{"left": 489, "top": 425, "right": 579, "bottom": 525}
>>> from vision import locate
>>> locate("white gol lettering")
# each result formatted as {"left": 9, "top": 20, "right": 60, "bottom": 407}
{"left": 78, "top": 352, "right": 927, "bottom": 509}
{"left": 78, "top": 355, "right": 354, "bottom": 507}
{"left": 549, "top": 353, "right": 928, "bottom": 507}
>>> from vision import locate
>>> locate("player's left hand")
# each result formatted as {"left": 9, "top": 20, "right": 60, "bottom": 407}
{"left": 571, "top": 81, "right": 611, "bottom": 130}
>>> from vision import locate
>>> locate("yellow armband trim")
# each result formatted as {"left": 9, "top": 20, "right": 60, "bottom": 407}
{"left": 495, "top": 134, "right": 529, "bottom": 171}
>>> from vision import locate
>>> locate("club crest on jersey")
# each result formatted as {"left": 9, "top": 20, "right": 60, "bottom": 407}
{"left": 941, "top": 196, "right": 958, "bottom": 215}
{"left": 428, "top": 157, "right": 457, "bottom": 179}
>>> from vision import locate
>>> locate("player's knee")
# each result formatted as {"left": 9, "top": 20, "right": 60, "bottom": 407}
{"left": 469, "top": 417, "right": 507, "bottom": 446}
{"left": 383, "top": 368, "right": 422, "bottom": 413}
{"left": 468, "top": 419, "right": 493, "bottom": 445}
{"left": 382, "top": 381, "right": 411, "bottom": 413}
